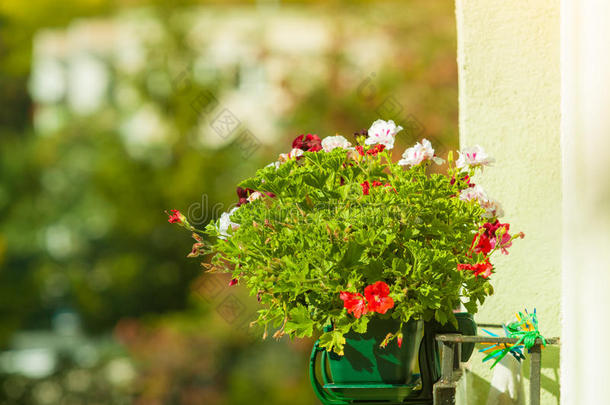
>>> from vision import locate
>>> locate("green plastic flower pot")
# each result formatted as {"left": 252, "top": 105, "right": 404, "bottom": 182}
{"left": 327, "top": 318, "right": 423, "bottom": 384}
{"left": 322, "top": 318, "right": 423, "bottom": 402}
{"left": 309, "top": 313, "right": 477, "bottom": 404}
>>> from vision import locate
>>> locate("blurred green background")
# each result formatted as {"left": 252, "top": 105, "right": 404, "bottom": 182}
{"left": 0, "top": 0, "right": 458, "bottom": 404}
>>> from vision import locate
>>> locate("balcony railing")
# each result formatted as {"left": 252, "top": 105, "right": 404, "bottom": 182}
{"left": 434, "top": 334, "right": 561, "bottom": 405}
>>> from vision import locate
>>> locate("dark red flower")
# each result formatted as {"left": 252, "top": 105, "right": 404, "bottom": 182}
{"left": 292, "top": 134, "right": 322, "bottom": 152}
{"left": 236, "top": 187, "right": 255, "bottom": 206}
{"left": 361, "top": 181, "right": 370, "bottom": 195}
{"left": 371, "top": 180, "right": 384, "bottom": 187}
{"left": 482, "top": 221, "right": 515, "bottom": 254}
{"left": 364, "top": 281, "right": 394, "bottom": 314}
{"left": 340, "top": 291, "right": 368, "bottom": 318}
{"left": 450, "top": 174, "right": 473, "bottom": 188}
{"left": 166, "top": 209, "right": 183, "bottom": 224}
{"left": 483, "top": 220, "right": 503, "bottom": 238}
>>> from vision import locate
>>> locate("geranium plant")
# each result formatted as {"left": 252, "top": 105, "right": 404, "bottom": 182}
{"left": 168, "top": 120, "right": 523, "bottom": 355}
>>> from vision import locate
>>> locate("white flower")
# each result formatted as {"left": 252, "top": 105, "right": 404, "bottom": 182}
{"left": 247, "top": 191, "right": 263, "bottom": 202}
{"left": 480, "top": 198, "right": 505, "bottom": 219}
{"left": 289, "top": 148, "right": 303, "bottom": 159}
{"left": 321, "top": 135, "right": 352, "bottom": 152}
{"left": 279, "top": 148, "right": 304, "bottom": 162}
{"left": 217, "top": 207, "right": 240, "bottom": 240}
{"left": 459, "top": 185, "right": 505, "bottom": 219}
{"left": 459, "top": 185, "right": 488, "bottom": 203}
{"left": 456, "top": 145, "right": 494, "bottom": 169}
{"left": 364, "top": 119, "right": 403, "bottom": 150}
{"left": 398, "top": 138, "right": 445, "bottom": 167}
{"left": 266, "top": 161, "right": 280, "bottom": 169}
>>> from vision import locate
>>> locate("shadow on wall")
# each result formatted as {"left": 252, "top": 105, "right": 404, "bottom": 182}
{"left": 459, "top": 345, "right": 560, "bottom": 405}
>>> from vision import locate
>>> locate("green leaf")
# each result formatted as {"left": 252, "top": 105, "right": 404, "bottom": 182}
{"left": 352, "top": 317, "right": 369, "bottom": 334}
{"left": 435, "top": 309, "right": 448, "bottom": 325}
{"left": 319, "top": 330, "right": 346, "bottom": 356}
{"left": 338, "top": 241, "right": 363, "bottom": 268}
{"left": 463, "top": 300, "right": 478, "bottom": 314}
{"left": 284, "top": 305, "right": 315, "bottom": 338}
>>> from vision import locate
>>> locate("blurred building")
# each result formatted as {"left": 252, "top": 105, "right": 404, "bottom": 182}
{"left": 29, "top": 6, "right": 423, "bottom": 162}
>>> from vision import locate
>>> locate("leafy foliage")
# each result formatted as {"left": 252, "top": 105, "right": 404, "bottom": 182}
{"left": 175, "top": 133, "right": 512, "bottom": 355}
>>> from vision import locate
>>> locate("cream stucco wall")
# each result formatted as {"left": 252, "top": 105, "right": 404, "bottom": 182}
{"left": 455, "top": 1, "right": 561, "bottom": 404}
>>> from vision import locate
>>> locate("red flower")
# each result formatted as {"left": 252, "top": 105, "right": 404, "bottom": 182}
{"left": 361, "top": 181, "right": 370, "bottom": 195}
{"left": 363, "top": 180, "right": 395, "bottom": 194}
{"left": 340, "top": 291, "right": 368, "bottom": 318}
{"left": 166, "top": 209, "right": 183, "bottom": 224}
{"left": 366, "top": 144, "right": 386, "bottom": 156}
{"left": 397, "top": 333, "right": 403, "bottom": 348}
{"left": 457, "top": 260, "right": 493, "bottom": 278}
{"left": 473, "top": 261, "right": 493, "bottom": 278}
{"left": 229, "top": 278, "right": 238, "bottom": 286}
{"left": 355, "top": 145, "right": 365, "bottom": 156}
{"left": 471, "top": 233, "right": 493, "bottom": 255}
{"left": 364, "top": 281, "right": 395, "bottom": 314}
{"left": 292, "top": 134, "right": 322, "bottom": 152}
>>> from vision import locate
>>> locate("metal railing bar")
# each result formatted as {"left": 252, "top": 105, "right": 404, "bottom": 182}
{"left": 435, "top": 334, "right": 560, "bottom": 345}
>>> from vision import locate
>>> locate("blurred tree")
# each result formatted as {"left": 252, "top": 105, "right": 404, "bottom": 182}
{"left": 0, "top": 1, "right": 458, "bottom": 404}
